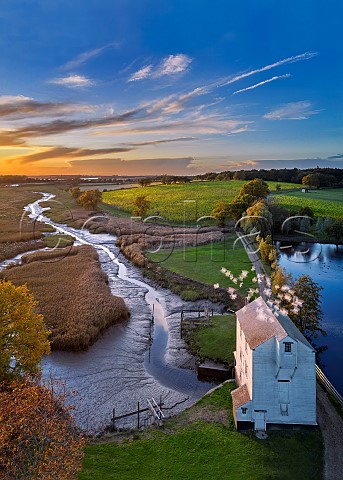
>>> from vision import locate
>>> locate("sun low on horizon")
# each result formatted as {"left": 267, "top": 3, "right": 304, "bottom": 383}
{"left": 0, "top": 0, "right": 342, "bottom": 177}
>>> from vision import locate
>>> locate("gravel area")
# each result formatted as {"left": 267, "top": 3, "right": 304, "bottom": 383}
{"left": 316, "top": 384, "right": 343, "bottom": 480}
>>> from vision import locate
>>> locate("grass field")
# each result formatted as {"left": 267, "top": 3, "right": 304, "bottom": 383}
{"left": 186, "top": 314, "right": 236, "bottom": 363}
{"left": 79, "top": 382, "right": 323, "bottom": 480}
{"left": 102, "top": 180, "right": 300, "bottom": 223}
{"left": 147, "top": 235, "right": 255, "bottom": 295}
{"left": 271, "top": 188, "right": 343, "bottom": 219}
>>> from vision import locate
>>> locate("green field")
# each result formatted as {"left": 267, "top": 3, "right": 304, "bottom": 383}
{"left": 186, "top": 314, "right": 236, "bottom": 363}
{"left": 79, "top": 383, "right": 323, "bottom": 480}
{"left": 271, "top": 188, "right": 343, "bottom": 219}
{"left": 102, "top": 180, "right": 300, "bottom": 223}
{"left": 147, "top": 235, "right": 255, "bottom": 295}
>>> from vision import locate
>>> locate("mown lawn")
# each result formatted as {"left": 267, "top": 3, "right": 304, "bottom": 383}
{"left": 186, "top": 314, "right": 236, "bottom": 363}
{"left": 147, "top": 235, "right": 255, "bottom": 295}
{"left": 271, "top": 188, "right": 343, "bottom": 219}
{"left": 79, "top": 383, "right": 323, "bottom": 480}
{"left": 102, "top": 180, "right": 300, "bottom": 224}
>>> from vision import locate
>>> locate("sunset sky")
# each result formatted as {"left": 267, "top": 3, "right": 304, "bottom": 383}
{"left": 0, "top": 0, "right": 342, "bottom": 176}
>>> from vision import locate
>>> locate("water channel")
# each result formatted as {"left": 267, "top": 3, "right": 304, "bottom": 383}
{"left": 1, "top": 193, "right": 216, "bottom": 432}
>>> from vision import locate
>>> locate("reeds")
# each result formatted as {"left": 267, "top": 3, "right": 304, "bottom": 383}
{"left": 1, "top": 245, "right": 129, "bottom": 351}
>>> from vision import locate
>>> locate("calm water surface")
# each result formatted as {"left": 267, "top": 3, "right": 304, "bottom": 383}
{"left": 277, "top": 242, "right": 343, "bottom": 395}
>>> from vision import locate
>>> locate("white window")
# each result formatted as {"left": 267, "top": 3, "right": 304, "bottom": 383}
{"left": 284, "top": 342, "right": 292, "bottom": 353}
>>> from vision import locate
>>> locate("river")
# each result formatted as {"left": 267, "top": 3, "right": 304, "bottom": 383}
{"left": 277, "top": 241, "right": 343, "bottom": 395}
{"left": 1, "top": 193, "right": 216, "bottom": 432}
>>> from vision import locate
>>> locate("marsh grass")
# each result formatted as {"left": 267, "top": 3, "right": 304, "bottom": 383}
{"left": 1, "top": 245, "right": 129, "bottom": 350}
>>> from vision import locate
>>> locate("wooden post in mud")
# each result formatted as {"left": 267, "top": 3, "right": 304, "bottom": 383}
{"left": 112, "top": 408, "right": 116, "bottom": 431}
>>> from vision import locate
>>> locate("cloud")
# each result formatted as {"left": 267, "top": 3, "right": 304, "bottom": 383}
{"left": 128, "top": 137, "right": 198, "bottom": 146}
{"left": 128, "top": 54, "right": 192, "bottom": 82}
{"left": 155, "top": 54, "right": 192, "bottom": 77}
{"left": 16, "top": 146, "right": 134, "bottom": 165}
{"left": 49, "top": 74, "right": 95, "bottom": 88}
{"left": 263, "top": 101, "right": 320, "bottom": 120}
{"left": 222, "top": 51, "right": 317, "bottom": 87}
{"left": 221, "top": 158, "right": 343, "bottom": 170}
{"left": 67, "top": 156, "right": 197, "bottom": 175}
{"left": 62, "top": 42, "right": 119, "bottom": 70}
{"left": 0, "top": 95, "right": 93, "bottom": 119}
{"left": 328, "top": 153, "right": 343, "bottom": 159}
{"left": 128, "top": 65, "right": 153, "bottom": 82}
{"left": 232, "top": 74, "right": 291, "bottom": 95}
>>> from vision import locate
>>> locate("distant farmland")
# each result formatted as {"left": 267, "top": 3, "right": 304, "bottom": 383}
{"left": 102, "top": 180, "right": 300, "bottom": 223}
{"left": 271, "top": 188, "right": 343, "bottom": 219}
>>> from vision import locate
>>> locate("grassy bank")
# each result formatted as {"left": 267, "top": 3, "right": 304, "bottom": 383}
{"left": 147, "top": 235, "right": 255, "bottom": 296}
{"left": 185, "top": 314, "right": 236, "bottom": 364}
{"left": 79, "top": 382, "right": 323, "bottom": 480}
{"left": 102, "top": 180, "right": 300, "bottom": 223}
{"left": 0, "top": 245, "right": 129, "bottom": 350}
{"left": 271, "top": 188, "right": 343, "bottom": 219}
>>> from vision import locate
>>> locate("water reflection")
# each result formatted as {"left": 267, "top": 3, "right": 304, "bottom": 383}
{"left": 277, "top": 242, "right": 343, "bottom": 395}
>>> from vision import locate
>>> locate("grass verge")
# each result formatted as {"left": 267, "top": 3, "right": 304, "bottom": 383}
{"left": 79, "top": 382, "right": 323, "bottom": 480}
{"left": 185, "top": 314, "right": 236, "bottom": 364}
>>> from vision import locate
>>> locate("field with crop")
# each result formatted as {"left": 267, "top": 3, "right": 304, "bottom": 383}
{"left": 102, "top": 180, "right": 300, "bottom": 223}
{"left": 271, "top": 188, "right": 343, "bottom": 219}
{"left": 1, "top": 246, "right": 129, "bottom": 350}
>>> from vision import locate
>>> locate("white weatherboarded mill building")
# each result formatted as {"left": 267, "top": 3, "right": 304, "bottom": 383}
{"left": 232, "top": 297, "right": 317, "bottom": 432}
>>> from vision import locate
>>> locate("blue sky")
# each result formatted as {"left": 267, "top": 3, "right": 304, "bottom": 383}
{"left": 0, "top": 0, "right": 342, "bottom": 175}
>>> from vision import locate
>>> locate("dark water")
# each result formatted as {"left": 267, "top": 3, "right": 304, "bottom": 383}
{"left": 276, "top": 242, "right": 343, "bottom": 395}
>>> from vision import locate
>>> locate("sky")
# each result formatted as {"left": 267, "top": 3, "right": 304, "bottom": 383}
{"left": 0, "top": 0, "right": 342, "bottom": 176}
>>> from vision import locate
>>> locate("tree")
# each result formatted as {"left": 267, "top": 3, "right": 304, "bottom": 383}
{"left": 211, "top": 201, "right": 231, "bottom": 227}
{"left": 324, "top": 220, "right": 343, "bottom": 247}
{"left": 240, "top": 178, "right": 269, "bottom": 198}
{"left": 70, "top": 187, "right": 81, "bottom": 199}
{"left": 0, "top": 280, "right": 50, "bottom": 382}
{"left": 290, "top": 274, "right": 326, "bottom": 343}
{"left": 0, "top": 378, "right": 85, "bottom": 479}
{"left": 77, "top": 189, "right": 102, "bottom": 210}
{"left": 133, "top": 195, "right": 150, "bottom": 217}
{"left": 257, "top": 235, "right": 278, "bottom": 269}
{"left": 228, "top": 194, "right": 256, "bottom": 221}
{"left": 245, "top": 200, "right": 273, "bottom": 238}
{"left": 138, "top": 178, "right": 152, "bottom": 187}
{"left": 302, "top": 174, "right": 320, "bottom": 189}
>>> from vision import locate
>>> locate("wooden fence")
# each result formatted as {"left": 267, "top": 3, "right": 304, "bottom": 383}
{"left": 316, "top": 364, "right": 343, "bottom": 407}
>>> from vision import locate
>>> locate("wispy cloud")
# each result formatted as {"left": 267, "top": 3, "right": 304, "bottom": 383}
{"left": 222, "top": 51, "right": 317, "bottom": 87}
{"left": 62, "top": 42, "right": 119, "bottom": 70}
{"left": 128, "top": 54, "right": 192, "bottom": 81}
{"left": 49, "top": 74, "right": 95, "bottom": 88}
{"left": 263, "top": 101, "right": 321, "bottom": 120}
{"left": 155, "top": 54, "right": 192, "bottom": 77}
{"left": 0, "top": 95, "right": 93, "bottom": 119}
{"left": 232, "top": 74, "right": 291, "bottom": 95}
{"left": 128, "top": 65, "right": 153, "bottom": 82}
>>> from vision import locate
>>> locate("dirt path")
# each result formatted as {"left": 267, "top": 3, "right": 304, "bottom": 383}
{"left": 316, "top": 384, "right": 343, "bottom": 480}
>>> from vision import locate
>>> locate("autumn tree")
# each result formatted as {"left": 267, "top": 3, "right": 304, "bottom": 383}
{"left": 245, "top": 200, "right": 273, "bottom": 238}
{"left": 302, "top": 173, "right": 321, "bottom": 189}
{"left": 133, "top": 195, "right": 150, "bottom": 217}
{"left": 240, "top": 178, "right": 269, "bottom": 198}
{"left": 257, "top": 234, "right": 278, "bottom": 269}
{"left": 228, "top": 194, "right": 256, "bottom": 221}
{"left": 211, "top": 201, "right": 231, "bottom": 227}
{"left": 0, "top": 280, "right": 50, "bottom": 382}
{"left": 70, "top": 187, "right": 81, "bottom": 199}
{"left": 77, "top": 189, "right": 102, "bottom": 210}
{"left": 0, "top": 378, "right": 85, "bottom": 479}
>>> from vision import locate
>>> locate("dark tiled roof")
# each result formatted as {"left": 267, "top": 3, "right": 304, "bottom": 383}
{"left": 231, "top": 384, "right": 251, "bottom": 409}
